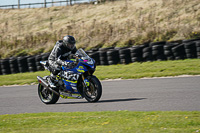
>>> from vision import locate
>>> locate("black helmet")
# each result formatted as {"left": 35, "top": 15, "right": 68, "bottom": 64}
{"left": 63, "top": 35, "right": 76, "bottom": 50}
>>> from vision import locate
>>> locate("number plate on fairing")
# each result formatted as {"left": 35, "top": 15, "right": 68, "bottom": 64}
{"left": 63, "top": 71, "right": 80, "bottom": 81}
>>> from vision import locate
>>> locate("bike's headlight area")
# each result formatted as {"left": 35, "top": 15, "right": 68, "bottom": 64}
{"left": 90, "top": 59, "right": 96, "bottom": 69}
{"left": 87, "top": 59, "right": 94, "bottom": 65}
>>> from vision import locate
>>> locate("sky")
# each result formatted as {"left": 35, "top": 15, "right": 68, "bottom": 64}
{"left": 0, "top": 0, "right": 92, "bottom": 8}
{"left": 1, "top": 0, "right": 51, "bottom": 5}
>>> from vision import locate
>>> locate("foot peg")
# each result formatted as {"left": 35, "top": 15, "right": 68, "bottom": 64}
{"left": 47, "top": 78, "right": 56, "bottom": 88}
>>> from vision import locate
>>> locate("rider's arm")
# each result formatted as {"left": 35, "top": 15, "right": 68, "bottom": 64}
{"left": 71, "top": 47, "right": 77, "bottom": 54}
{"left": 54, "top": 43, "right": 63, "bottom": 60}
{"left": 51, "top": 43, "right": 63, "bottom": 65}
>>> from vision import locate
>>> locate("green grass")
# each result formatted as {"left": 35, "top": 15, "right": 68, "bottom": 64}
{"left": 1, "top": 60, "right": 200, "bottom": 132}
{"left": 96, "top": 59, "right": 200, "bottom": 80}
{"left": 1, "top": 59, "right": 200, "bottom": 86}
{"left": 0, "top": 111, "right": 200, "bottom": 133}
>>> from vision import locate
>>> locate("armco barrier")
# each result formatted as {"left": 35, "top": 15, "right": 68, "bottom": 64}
{"left": 0, "top": 39, "right": 200, "bottom": 75}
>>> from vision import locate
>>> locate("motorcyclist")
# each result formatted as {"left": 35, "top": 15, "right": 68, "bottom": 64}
{"left": 48, "top": 35, "right": 77, "bottom": 88}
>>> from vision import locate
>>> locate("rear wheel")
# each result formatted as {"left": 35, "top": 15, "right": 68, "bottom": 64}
{"left": 38, "top": 77, "right": 59, "bottom": 104}
{"left": 84, "top": 75, "right": 102, "bottom": 102}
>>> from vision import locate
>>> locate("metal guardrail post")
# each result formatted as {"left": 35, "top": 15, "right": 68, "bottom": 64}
{"left": 18, "top": 0, "right": 20, "bottom": 9}
{"left": 44, "top": 0, "right": 47, "bottom": 8}
{"left": 70, "top": 0, "right": 72, "bottom": 5}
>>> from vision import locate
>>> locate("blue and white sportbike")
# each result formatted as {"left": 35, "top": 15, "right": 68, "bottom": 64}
{"left": 37, "top": 48, "right": 102, "bottom": 104}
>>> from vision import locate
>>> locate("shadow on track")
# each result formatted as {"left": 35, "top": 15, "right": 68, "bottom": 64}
{"left": 99, "top": 98, "right": 146, "bottom": 103}
{"left": 56, "top": 98, "right": 146, "bottom": 104}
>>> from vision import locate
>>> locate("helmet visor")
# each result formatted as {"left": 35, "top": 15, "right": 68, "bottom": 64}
{"left": 66, "top": 43, "right": 75, "bottom": 50}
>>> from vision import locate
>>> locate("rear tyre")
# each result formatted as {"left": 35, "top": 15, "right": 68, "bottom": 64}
{"left": 84, "top": 75, "right": 102, "bottom": 102}
{"left": 38, "top": 77, "right": 59, "bottom": 104}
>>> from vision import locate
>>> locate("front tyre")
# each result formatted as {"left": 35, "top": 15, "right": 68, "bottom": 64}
{"left": 38, "top": 77, "right": 59, "bottom": 104}
{"left": 84, "top": 75, "right": 102, "bottom": 102}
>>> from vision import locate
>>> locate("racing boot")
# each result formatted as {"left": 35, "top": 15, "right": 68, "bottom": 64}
{"left": 48, "top": 74, "right": 57, "bottom": 88}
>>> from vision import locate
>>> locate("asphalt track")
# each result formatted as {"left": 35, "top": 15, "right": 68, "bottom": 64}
{"left": 0, "top": 76, "right": 200, "bottom": 114}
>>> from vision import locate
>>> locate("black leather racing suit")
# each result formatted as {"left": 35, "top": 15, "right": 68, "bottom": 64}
{"left": 48, "top": 40, "right": 77, "bottom": 76}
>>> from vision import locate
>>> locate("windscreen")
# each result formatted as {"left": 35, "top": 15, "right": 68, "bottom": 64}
{"left": 76, "top": 48, "right": 94, "bottom": 65}
{"left": 76, "top": 48, "right": 90, "bottom": 60}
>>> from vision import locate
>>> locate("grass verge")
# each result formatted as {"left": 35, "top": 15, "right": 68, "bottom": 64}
{"left": 0, "top": 111, "right": 200, "bottom": 133}
{"left": 0, "top": 59, "right": 200, "bottom": 86}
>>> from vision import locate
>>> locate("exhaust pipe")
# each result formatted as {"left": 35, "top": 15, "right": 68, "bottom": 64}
{"left": 37, "top": 76, "right": 60, "bottom": 96}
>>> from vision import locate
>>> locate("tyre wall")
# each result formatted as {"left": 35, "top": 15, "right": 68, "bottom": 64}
{"left": 0, "top": 39, "right": 200, "bottom": 75}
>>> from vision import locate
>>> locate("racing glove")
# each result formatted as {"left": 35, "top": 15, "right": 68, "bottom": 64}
{"left": 56, "top": 59, "right": 68, "bottom": 66}
{"left": 56, "top": 58, "right": 75, "bottom": 68}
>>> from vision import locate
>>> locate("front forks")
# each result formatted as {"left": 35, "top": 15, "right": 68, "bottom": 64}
{"left": 82, "top": 75, "right": 90, "bottom": 88}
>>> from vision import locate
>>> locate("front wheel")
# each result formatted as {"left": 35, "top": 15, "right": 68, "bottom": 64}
{"left": 38, "top": 77, "right": 59, "bottom": 104}
{"left": 84, "top": 75, "right": 102, "bottom": 102}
